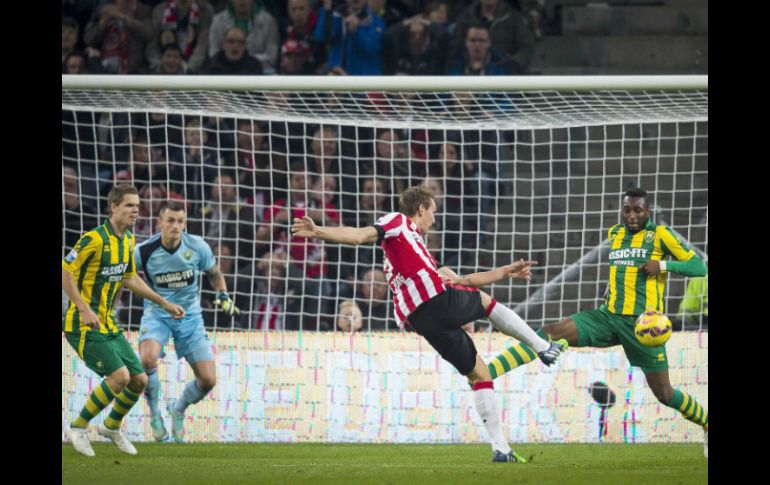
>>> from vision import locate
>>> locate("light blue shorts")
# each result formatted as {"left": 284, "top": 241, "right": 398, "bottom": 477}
{"left": 138, "top": 313, "right": 213, "bottom": 363}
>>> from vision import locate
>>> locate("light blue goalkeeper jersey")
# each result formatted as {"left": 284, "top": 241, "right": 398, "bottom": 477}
{"left": 135, "top": 232, "right": 215, "bottom": 318}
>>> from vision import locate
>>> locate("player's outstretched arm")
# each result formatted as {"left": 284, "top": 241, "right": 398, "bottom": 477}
{"left": 449, "top": 260, "right": 538, "bottom": 288}
{"left": 62, "top": 268, "right": 102, "bottom": 330}
{"left": 122, "top": 274, "right": 186, "bottom": 319}
{"left": 291, "top": 215, "right": 378, "bottom": 245}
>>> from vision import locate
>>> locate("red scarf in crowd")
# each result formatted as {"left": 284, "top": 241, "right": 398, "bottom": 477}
{"left": 162, "top": 0, "right": 201, "bottom": 60}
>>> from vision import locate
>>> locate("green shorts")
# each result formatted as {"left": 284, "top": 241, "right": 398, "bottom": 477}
{"left": 65, "top": 330, "right": 144, "bottom": 377}
{"left": 571, "top": 305, "right": 668, "bottom": 373}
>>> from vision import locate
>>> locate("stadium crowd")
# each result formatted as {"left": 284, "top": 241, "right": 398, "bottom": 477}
{"left": 63, "top": 0, "right": 546, "bottom": 76}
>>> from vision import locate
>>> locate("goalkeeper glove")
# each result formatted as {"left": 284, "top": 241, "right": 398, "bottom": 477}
{"left": 214, "top": 291, "right": 239, "bottom": 316}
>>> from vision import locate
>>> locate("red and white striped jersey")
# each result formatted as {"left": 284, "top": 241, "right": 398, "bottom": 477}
{"left": 374, "top": 212, "right": 446, "bottom": 328}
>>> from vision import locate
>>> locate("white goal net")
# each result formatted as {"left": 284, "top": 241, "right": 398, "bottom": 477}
{"left": 62, "top": 76, "right": 707, "bottom": 443}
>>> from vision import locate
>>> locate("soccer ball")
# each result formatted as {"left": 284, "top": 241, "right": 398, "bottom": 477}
{"left": 634, "top": 311, "right": 672, "bottom": 347}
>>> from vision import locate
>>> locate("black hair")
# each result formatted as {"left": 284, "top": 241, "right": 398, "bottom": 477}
{"left": 623, "top": 187, "right": 650, "bottom": 207}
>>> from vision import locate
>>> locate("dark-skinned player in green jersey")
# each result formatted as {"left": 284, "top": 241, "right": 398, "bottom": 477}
{"left": 487, "top": 188, "right": 709, "bottom": 458}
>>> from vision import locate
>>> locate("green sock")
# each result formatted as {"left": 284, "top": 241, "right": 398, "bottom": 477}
{"left": 71, "top": 381, "right": 115, "bottom": 429}
{"left": 104, "top": 387, "right": 141, "bottom": 430}
{"left": 666, "top": 389, "right": 708, "bottom": 427}
{"left": 488, "top": 329, "right": 547, "bottom": 379}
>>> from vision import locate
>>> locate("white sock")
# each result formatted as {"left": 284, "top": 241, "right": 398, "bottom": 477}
{"left": 473, "top": 382, "right": 511, "bottom": 453}
{"left": 487, "top": 300, "right": 550, "bottom": 353}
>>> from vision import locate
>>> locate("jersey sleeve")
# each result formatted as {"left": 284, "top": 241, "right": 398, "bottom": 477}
{"left": 656, "top": 226, "right": 695, "bottom": 261}
{"left": 62, "top": 233, "right": 99, "bottom": 275}
{"left": 374, "top": 212, "right": 404, "bottom": 241}
{"left": 124, "top": 233, "right": 137, "bottom": 278}
{"left": 197, "top": 237, "right": 216, "bottom": 272}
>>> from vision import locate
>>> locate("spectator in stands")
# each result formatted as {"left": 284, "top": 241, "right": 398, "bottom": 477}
{"left": 381, "top": 14, "right": 449, "bottom": 75}
{"left": 336, "top": 299, "right": 363, "bottom": 332}
{"left": 204, "top": 26, "right": 264, "bottom": 74}
{"left": 357, "top": 268, "right": 391, "bottom": 330}
{"left": 133, "top": 184, "right": 166, "bottom": 241}
{"left": 63, "top": 50, "right": 105, "bottom": 74}
{"left": 433, "top": 139, "right": 495, "bottom": 258}
{"left": 189, "top": 171, "right": 262, "bottom": 267}
{"left": 62, "top": 17, "right": 81, "bottom": 68}
{"left": 314, "top": 0, "right": 385, "bottom": 75}
{"left": 267, "top": 163, "right": 337, "bottom": 329}
{"left": 678, "top": 275, "right": 708, "bottom": 328}
{"left": 451, "top": 0, "right": 535, "bottom": 74}
{"left": 62, "top": 167, "right": 99, "bottom": 249}
{"left": 278, "top": 39, "right": 315, "bottom": 74}
{"left": 421, "top": 176, "right": 443, "bottom": 210}
{"left": 238, "top": 251, "right": 292, "bottom": 330}
{"left": 306, "top": 126, "right": 341, "bottom": 177}
{"left": 446, "top": 22, "right": 511, "bottom": 75}
{"left": 114, "top": 131, "right": 162, "bottom": 188}
{"left": 229, "top": 119, "right": 273, "bottom": 210}
{"left": 310, "top": 175, "right": 341, "bottom": 226}
{"left": 373, "top": 128, "right": 420, "bottom": 195}
{"left": 281, "top": 0, "right": 325, "bottom": 74}
{"left": 362, "top": 176, "right": 392, "bottom": 219}
{"left": 169, "top": 118, "right": 222, "bottom": 214}
{"left": 425, "top": 229, "right": 454, "bottom": 271}
{"left": 209, "top": 0, "right": 280, "bottom": 73}
{"left": 338, "top": 176, "right": 390, "bottom": 283}
{"left": 146, "top": 0, "right": 214, "bottom": 74}
{"left": 83, "top": 0, "right": 154, "bottom": 74}
{"left": 155, "top": 43, "right": 187, "bottom": 73}
{"left": 425, "top": 0, "right": 450, "bottom": 30}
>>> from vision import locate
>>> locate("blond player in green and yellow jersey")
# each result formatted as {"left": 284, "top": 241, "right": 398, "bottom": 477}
{"left": 487, "top": 188, "right": 709, "bottom": 457}
{"left": 62, "top": 184, "right": 185, "bottom": 457}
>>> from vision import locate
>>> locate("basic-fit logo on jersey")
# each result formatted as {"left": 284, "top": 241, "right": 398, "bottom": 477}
{"left": 154, "top": 269, "right": 195, "bottom": 289}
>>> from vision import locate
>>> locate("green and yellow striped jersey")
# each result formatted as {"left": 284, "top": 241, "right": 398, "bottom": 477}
{"left": 62, "top": 219, "right": 136, "bottom": 334}
{"left": 605, "top": 219, "right": 695, "bottom": 316}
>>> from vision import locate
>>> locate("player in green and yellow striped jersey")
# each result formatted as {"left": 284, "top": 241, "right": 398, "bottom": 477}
{"left": 62, "top": 184, "right": 185, "bottom": 457}
{"left": 487, "top": 188, "right": 709, "bottom": 457}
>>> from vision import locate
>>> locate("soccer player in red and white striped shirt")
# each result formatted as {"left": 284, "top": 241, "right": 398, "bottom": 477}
{"left": 292, "top": 185, "right": 567, "bottom": 463}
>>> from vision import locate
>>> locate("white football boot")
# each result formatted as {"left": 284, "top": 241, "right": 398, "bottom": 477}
{"left": 66, "top": 426, "right": 95, "bottom": 457}
{"left": 97, "top": 423, "right": 138, "bottom": 455}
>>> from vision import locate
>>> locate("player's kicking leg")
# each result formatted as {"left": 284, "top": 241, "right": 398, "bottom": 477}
{"left": 139, "top": 339, "right": 167, "bottom": 442}
{"left": 480, "top": 293, "right": 569, "bottom": 375}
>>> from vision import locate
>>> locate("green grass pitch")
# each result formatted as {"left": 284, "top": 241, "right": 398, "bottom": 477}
{"left": 63, "top": 442, "right": 707, "bottom": 484}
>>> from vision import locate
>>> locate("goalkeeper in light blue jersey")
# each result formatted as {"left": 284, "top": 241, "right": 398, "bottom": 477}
{"left": 135, "top": 200, "right": 239, "bottom": 442}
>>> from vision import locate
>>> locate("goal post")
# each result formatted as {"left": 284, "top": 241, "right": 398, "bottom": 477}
{"left": 62, "top": 76, "right": 707, "bottom": 444}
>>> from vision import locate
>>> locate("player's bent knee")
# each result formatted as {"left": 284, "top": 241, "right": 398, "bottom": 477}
{"left": 106, "top": 367, "right": 130, "bottom": 391}
{"left": 129, "top": 372, "right": 148, "bottom": 392}
{"left": 198, "top": 375, "right": 216, "bottom": 392}
{"left": 651, "top": 384, "right": 674, "bottom": 404}
{"left": 141, "top": 356, "right": 159, "bottom": 370}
